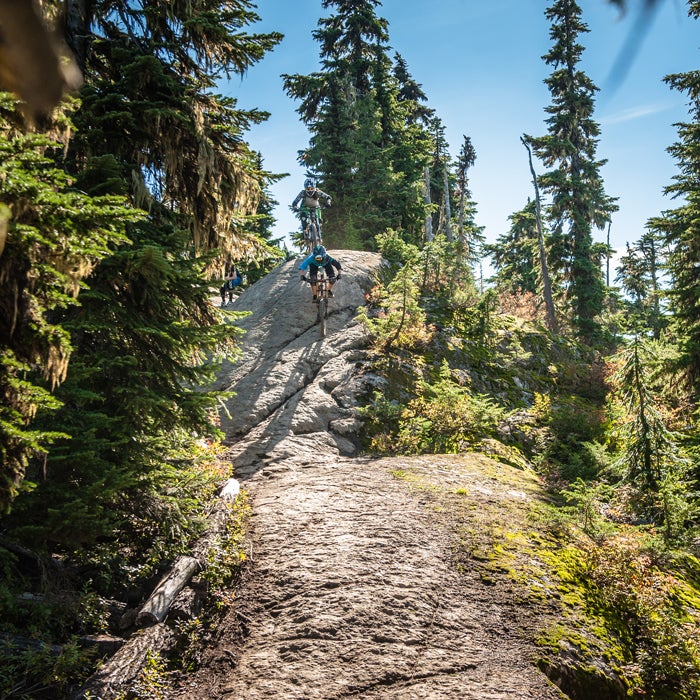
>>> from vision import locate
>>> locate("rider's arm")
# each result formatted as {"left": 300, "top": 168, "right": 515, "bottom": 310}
{"left": 291, "top": 191, "right": 304, "bottom": 209}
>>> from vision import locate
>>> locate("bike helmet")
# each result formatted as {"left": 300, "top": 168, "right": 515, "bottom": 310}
{"left": 304, "top": 178, "right": 315, "bottom": 190}
{"left": 312, "top": 244, "right": 326, "bottom": 257}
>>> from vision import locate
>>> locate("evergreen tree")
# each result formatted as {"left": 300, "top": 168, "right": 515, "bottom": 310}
{"left": 614, "top": 230, "right": 667, "bottom": 337}
{"left": 530, "top": 0, "right": 616, "bottom": 342}
{"left": 485, "top": 201, "right": 539, "bottom": 296}
{"left": 283, "top": 0, "right": 431, "bottom": 248}
{"left": 610, "top": 336, "right": 690, "bottom": 541}
{"left": 0, "top": 96, "right": 135, "bottom": 514}
{"left": 5, "top": 1, "right": 282, "bottom": 543}
{"left": 455, "top": 136, "right": 476, "bottom": 254}
{"left": 647, "top": 1, "right": 700, "bottom": 394}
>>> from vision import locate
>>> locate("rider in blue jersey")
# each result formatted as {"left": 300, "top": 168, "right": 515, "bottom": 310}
{"left": 299, "top": 245, "right": 342, "bottom": 301}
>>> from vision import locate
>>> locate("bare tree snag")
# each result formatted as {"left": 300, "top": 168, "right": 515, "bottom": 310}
{"left": 521, "top": 135, "right": 558, "bottom": 333}
{"left": 423, "top": 166, "right": 433, "bottom": 242}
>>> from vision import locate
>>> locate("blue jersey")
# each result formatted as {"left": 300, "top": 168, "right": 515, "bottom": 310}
{"left": 300, "top": 253, "right": 341, "bottom": 273}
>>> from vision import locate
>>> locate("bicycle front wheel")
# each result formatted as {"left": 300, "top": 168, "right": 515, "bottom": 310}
{"left": 319, "top": 299, "right": 327, "bottom": 337}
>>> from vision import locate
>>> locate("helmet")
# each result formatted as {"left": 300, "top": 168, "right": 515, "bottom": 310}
{"left": 304, "top": 178, "right": 315, "bottom": 190}
{"left": 312, "top": 244, "right": 326, "bottom": 257}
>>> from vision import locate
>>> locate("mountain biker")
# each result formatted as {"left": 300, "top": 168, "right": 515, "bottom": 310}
{"left": 299, "top": 244, "right": 342, "bottom": 301}
{"left": 291, "top": 178, "right": 332, "bottom": 242}
{"left": 220, "top": 262, "right": 242, "bottom": 306}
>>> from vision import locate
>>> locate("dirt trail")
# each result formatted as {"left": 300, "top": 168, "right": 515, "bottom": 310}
{"left": 163, "top": 252, "right": 564, "bottom": 699}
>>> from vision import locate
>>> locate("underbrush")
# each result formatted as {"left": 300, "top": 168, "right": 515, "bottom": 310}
{"left": 0, "top": 436, "right": 250, "bottom": 699}
{"left": 357, "top": 273, "right": 700, "bottom": 698}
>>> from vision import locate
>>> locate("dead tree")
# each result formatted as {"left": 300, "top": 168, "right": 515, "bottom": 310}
{"left": 521, "top": 136, "right": 558, "bottom": 333}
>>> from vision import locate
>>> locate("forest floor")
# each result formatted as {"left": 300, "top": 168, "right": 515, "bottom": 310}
{"left": 161, "top": 251, "right": 567, "bottom": 699}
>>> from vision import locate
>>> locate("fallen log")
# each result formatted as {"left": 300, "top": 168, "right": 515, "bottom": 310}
{"left": 75, "top": 494, "right": 240, "bottom": 696}
{"left": 135, "top": 497, "right": 235, "bottom": 627}
{"left": 135, "top": 555, "right": 200, "bottom": 627}
{"left": 169, "top": 585, "right": 204, "bottom": 621}
{"left": 72, "top": 624, "right": 176, "bottom": 700}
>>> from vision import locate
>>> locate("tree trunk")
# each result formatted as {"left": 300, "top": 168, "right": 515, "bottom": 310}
{"left": 442, "top": 168, "right": 453, "bottom": 242}
{"left": 423, "top": 166, "right": 433, "bottom": 242}
{"left": 169, "top": 585, "right": 204, "bottom": 621}
{"left": 72, "top": 624, "right": 177, "bottom": 700}
{"left": 135, "top": 556, "right": 201, "bottom": 627}
{"left": 521, "top": 136, "right": 558, "bottom": 333}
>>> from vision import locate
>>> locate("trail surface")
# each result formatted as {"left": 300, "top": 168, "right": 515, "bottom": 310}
{"left": 164, "top": 251, "right": 564, "bottom": 699}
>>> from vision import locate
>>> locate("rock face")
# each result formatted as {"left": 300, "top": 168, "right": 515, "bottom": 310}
{"left": 214, "top": 250, "right": 383, "bottom": 474}
{"left": 162, "top": 250, "right": 567, "bottom": 700}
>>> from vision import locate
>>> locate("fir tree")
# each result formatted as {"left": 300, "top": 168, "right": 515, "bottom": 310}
{"left": 485, "top": 201, "right": 539, "bottom": 296}
{"left": 647, "top": 1, "right": 700, "bottom": 395}
{"left": 614, "top": 230, "right": 667, "bottom": 338}
{"left": 530, "top": 0, "right": 616, "bottom": 342}
{"left": 6, "top": 1, "right": 282, "bottom": 543}
{"left": 0, "top": 96, "right": 135, "bottom": 513}
{"left": 283, "top": 0, "right": 431, "bottom": 248}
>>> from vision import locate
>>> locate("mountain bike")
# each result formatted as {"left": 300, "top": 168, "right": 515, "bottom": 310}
{"left": 296, "top": 207, "right": 324, "bottom": 255}
{"left": 302, "top": 272, "right": 338, "bottom": 338}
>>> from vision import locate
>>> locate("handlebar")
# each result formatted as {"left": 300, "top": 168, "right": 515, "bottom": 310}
{"left": 300, "top": 274, "right": 340, "bottom": 283}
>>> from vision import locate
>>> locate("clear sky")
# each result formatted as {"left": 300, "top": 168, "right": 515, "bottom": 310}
{"left": 226, "top": 0, "right": 698, "bottom": 274}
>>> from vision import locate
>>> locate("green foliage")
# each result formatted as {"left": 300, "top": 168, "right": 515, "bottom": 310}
{"left": 122, "top": 650, "right": 167, "bottom": 700}
{"left": 614, "top": 230, "right": 668, "bottom": 338}
{"left": 0, "top": 638, "right": 94, "bottom": 700}
{"left": 560, "top": 478, "right": 616, "bottom": 541}
{"left": 362, "top": 360, "right": 504, "bottom": 455}
{"left": 585, "top": 535, "right": 700, "bottom": 697}
{"left": 283, "top": 0, "right": 433, "bottom": 248}
{"left": 607, "top": 337, "right": 693, "bottom": 543}
{"left": 358, "top": 261, "right": 433, "bottom": 355}
{"left": 0, "top": 95, "right": 136, "bottom": 513}
{"left": 485, "top": 199, "right": 540, "bottom": 296}
{"left": 529, "top": 0, "right": 617, "bottom": 342}
{"left": 649, "top": 56, "right": 700, "bottom": 394}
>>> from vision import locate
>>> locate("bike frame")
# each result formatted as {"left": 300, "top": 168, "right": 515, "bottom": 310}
{"left": 302, "top": 271, "right": 336, "bottom": 338}
{"left": 300, "top": 207, "right": 323, "bottom": 254}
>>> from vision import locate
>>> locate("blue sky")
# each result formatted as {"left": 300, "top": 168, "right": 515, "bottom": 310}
{"left": 226, "top": 0, "right": 698, "bottom": 273}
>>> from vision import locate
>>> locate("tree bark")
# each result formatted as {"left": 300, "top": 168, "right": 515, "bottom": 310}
{"left": 135, "top": 499, "right": 232, "bottom": 626}
{"left": 442, "top": 168, "right": 453, "bottom": 241}
{"left": 72, "top": 624, "right": 177, "bottom": 700}
{"left": 136, "top": 556, "right": 201, "bottom": 627}
{"left": 423, "top": 166, "right": 433, "bottom": 242}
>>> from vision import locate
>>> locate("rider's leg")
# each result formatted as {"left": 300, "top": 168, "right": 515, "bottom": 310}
{"left": 326, "top": 264, "right": 335, "bottom": 296}
{"left": 310, "top": 270, "right": 319, "bottom": 301}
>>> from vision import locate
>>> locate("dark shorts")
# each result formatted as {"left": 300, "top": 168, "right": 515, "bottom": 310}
{"left": 309, "top": 263, "right": 335, "bottom": 281}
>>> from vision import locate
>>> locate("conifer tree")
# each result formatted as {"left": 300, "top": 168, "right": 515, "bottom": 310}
{"left": 615, "top": 230, "right": 666, "bottom": 337}
{"left": 0, "top": 99, "right": 135, "bottom": 513}
{"left": 283, "top": 0, "right": 431, "bottom": 248}
{"left": 6, "top": 1, "right": 282, "bottom": 543}
{"left": 530, "top": 0, "right": 616, "bottom": 342}
{"left": 647, "top": 1, "right": 700, "bottom": 394}
{"left": 610, "top": 336, "right": 690, "bottom": 541}
{"left": 485, "top": 201, "right": 539, "bottom": 296}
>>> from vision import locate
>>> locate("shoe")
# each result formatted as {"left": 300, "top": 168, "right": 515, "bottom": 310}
{"left": 327, "top": 290, "right": 333, "bottom": 297}
{"left": 312, "top": 294, "right": 318, "bottom": 301}
{"left": 220, "top": 301, "right": 225, "bottom": 307}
